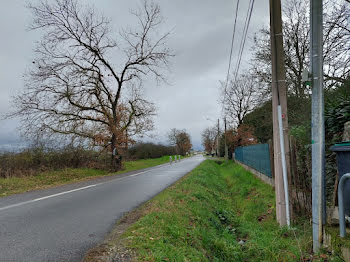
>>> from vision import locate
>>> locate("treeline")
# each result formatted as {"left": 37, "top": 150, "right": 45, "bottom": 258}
{"left": 0, "top": 142, "right": 177, "bottom": 179}
{"left": 128, "top": 143, "right": 176, "bottom": 159}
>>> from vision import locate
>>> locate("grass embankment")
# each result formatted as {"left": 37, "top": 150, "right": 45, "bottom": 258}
{"left": 0, "top": 156, "right": 171, "bottom": 197}
{"left": 113, "top": 160, "right": 342, "bottom": 261}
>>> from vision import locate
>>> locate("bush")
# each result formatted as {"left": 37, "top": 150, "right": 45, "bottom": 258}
{"left": 289, "top": 86, "right": 350, "bottom": 215}
{"left": 0, "top": 146, "right": 111, "bottom": 178}
{"left": 127, "top": 142, "right": 176, "bottom": 160}
{"left": 244, "top": 84, "right": 350, "bottom": 216}
{"left": 243, "top": 96, "right": 311, "bottom": 143}
{"left": 0, "top": 142, "right": 176, "bottom": 178}
{"left": 324, "top": 88, "right": 350, "bottom": 205}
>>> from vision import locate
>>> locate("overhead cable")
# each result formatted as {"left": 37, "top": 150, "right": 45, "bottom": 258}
{"left": 233, "top": 0, "right": 255, "bottom": 81}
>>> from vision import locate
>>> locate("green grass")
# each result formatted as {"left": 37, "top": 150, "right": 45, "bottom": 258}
{"left": 325, "top": 226, "right": 350, "bottom": 256}
{"left": 0, "top": 156, "right": 171, "bottom": 197}
{"left": 120, "top": 160, "right": 342, "bottom": 261}
{"left": 122, "top": 156, "right": 170, "bottom": 172}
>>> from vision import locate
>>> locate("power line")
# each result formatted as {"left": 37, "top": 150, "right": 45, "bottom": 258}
{"left": 233, "top": 0, "right": 255, "bottom": 80}
{"left": 222, "top": 0, "right": 240, "bottom": 114}
{"left": 221, "top": 0, "right": 255, "bottom": 124}
{"left": 224, "top": 0, "right": 240, "bottom": 93}
{"left": 233, "top": 0, "right": 255, "bottom": 81}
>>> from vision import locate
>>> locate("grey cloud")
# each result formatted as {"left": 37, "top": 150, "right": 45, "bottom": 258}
{"left": 0, "top": 0, "right": 270, "bottom": 150}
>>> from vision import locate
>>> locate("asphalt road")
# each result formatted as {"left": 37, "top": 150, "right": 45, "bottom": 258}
{"left": 0, "top": 155, "right": 204, "bottom": 262}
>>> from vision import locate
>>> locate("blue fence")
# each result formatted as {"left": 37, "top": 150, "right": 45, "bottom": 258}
{"left": 234, "top": 144, "right": 272, "bottom": 178}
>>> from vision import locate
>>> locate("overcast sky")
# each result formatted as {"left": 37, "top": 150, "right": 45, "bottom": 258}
{"left": 0, "top": 0, "right": 272, "bottom": 150}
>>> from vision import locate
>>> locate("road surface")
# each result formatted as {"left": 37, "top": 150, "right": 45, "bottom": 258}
{"left": 0, "top": 155, "right": 204, "bottom": 262}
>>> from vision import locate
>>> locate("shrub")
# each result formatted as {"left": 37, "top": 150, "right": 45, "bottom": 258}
{"left": 128, "top": 142, "right": 176, "bottom": 159}
{"left": 0, "top": 146, "right": 111, "bottom": 178}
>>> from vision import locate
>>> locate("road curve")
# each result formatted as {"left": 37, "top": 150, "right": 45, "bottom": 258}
{"left": 0, "top": 155, "right": 204, "bottom": 262}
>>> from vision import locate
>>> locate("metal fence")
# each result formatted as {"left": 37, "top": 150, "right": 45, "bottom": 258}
{"left": 234, "top": 144, "right": 272, "bottom": 178}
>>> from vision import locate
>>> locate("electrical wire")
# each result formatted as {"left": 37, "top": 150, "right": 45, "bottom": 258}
{"left": 222, "top": 0, "right": 240, "bottom": 115}
{"left": 233, "top": 0, "right": 255, "bottom": 81}
{"left": 221, "top": 0, "right": 255, "bottom": 123}
{"left": 224, "top": 0, "right": 240, "bottom": 94}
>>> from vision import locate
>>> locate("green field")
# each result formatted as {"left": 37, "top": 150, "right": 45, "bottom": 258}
{"left": 0, "top": 156, "right": 171, "bottom": 197}
{"left": 118, "top": 160, "right": 342, "bottom": 261}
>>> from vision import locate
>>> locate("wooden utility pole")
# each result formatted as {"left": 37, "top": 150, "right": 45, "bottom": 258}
{"left": 269, "top": 0, "right": 292, "bottom": 226}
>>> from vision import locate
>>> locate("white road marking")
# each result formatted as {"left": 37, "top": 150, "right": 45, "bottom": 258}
{"left": 0, "top": 161, "right": 179, "bottom": 212}
{"left": 127, "top": 165, "right": 170, "bottom": 178}
{"left": 0, "top": 183, "right": 102, "bottom": 212}
{"left": 129, "top": 171, "right": 147, "bottom": 177}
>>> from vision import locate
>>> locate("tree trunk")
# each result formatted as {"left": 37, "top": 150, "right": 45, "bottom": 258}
{"left": 111, "top": 134, "right": 122, "bottom": 171}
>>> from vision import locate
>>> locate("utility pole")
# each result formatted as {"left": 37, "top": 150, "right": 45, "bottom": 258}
{"left": 269, "top": 0, "right": 291, "bottom": 226}
{"left": 310, "top": 0, "right": 325, "bottom": 252}
{"left": 224, "top": 118, "right": 228, "bottom": 161}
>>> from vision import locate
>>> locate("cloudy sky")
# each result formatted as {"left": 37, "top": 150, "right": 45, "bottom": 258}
{"left": 0, "top": 0, "right": 272, "bottom": 150}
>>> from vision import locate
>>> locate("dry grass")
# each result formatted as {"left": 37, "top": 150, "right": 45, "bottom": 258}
{"left": 0, "top": 156, "right": 171, "bottom": 197}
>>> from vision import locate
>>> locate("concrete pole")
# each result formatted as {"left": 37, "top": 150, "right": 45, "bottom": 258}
{"left": 269, "top": 0, "right": 291, "bottom": 226}
{"left": 310, "top": 0, "right": 325, "bottom": 252}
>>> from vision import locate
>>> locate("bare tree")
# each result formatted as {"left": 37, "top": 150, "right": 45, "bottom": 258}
{"left": 201, "top": 126, "right": 217, "bottom": 154}
{"left": 8, "top": 0, "right": 173, "bottom": 170}
{"left": 167, "top": 128, "right": 192, "bottom": 156}
{"left": 323, "top": 1, "right": 350, "bottom": 85}
{"left": 221, "top": 73, "right": 260, "bottom": 127}
{"left": 251, "top": 0, "right": 350, "bottom": 97}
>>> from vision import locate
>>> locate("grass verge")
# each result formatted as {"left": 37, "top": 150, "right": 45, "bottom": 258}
{"left": 0, "top": 156, "right": 171, "bottom": 197}
{"left": 86, "top": 160, "right": 345, "bottom": 262}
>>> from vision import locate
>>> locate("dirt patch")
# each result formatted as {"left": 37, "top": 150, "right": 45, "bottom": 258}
{"left": 82, "top": 206, "right": 148, "bottom": 262}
